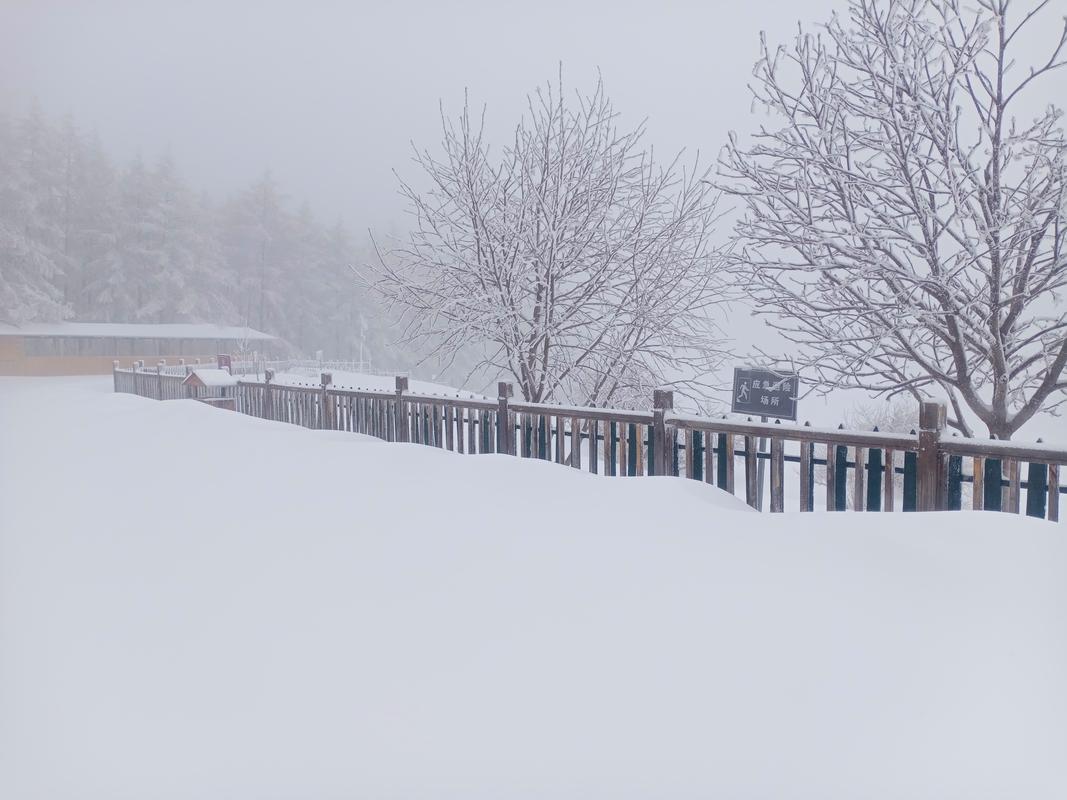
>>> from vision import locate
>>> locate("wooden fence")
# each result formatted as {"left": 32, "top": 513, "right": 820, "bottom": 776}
{"left": 114, "top": 361, "right": 1065, "bottom": 520}
{"left": 113, "top": 360, "right": 191, "bottom": 400}
{"left": 113, "top": 359, "right": 235, "bottom": 402}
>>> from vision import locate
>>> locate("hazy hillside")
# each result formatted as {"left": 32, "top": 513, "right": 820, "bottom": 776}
{"left": 0, "top": 105, "right": 401, "bottom": 366}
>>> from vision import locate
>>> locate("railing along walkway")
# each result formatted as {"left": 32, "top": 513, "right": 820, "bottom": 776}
{"left": 114, "top": 361, "right": 1065, "bottom": 521}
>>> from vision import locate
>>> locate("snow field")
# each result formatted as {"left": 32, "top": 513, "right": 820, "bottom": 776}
{"left": 1, "top": 377, "right": 1065, "bottom": 799}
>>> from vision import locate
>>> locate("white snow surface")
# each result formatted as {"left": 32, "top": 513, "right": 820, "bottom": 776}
{"left": 1, "top": 377, "right": 1065, "bottom": 800}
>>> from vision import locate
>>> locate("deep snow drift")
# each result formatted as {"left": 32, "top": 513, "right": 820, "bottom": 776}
{"left": 1, "top": 378, "right": 1065, "bottom": 799}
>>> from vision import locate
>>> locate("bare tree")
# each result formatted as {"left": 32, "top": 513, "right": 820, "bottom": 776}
{"left": 721, "top": 0, "right": 1067, "bottom": 439}
{"left": 376, "top": 74, "right": 727, "bottom": 407}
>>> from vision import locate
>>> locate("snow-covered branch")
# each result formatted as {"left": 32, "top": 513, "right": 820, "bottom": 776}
{"left": 721, "top": 0, "right": 1067, "bottom": 439}
{"left": 377, "top": 74, "right": 730, "bottom": 407}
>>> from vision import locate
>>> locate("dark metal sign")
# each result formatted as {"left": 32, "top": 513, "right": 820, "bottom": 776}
{"left": 731, "top": 367, "right": 799, "bottom": 420}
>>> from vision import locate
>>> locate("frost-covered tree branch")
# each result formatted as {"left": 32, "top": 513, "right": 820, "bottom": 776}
{"left": 376, "top": 74, "right": 729, "bottom": 407}
{"left": 721, "top": 0, "right": 1067, "bottom": 438}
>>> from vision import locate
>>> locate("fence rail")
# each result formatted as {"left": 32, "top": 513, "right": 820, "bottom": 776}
{"left": 114, "top": 360, "right": 1065, "bottom": 521}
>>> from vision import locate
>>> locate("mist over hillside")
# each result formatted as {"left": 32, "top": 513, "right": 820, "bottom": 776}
{"left": 0, "top": 105, "right": 412, "bottom": 369}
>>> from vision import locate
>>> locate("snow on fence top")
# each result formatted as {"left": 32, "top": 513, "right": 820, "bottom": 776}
{"left": 0, "top": 322, "right": 276, "bottom": 340}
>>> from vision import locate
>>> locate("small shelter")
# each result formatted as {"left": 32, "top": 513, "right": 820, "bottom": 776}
{"left": 182, "top": 368, "right": 238, "bottom": 408}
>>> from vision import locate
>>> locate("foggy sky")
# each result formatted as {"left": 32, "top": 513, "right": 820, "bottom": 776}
{"left": 4, "top": 0, "right": 1065, "bottom": 436}
{"left": 0, "top": 0, "right": 844, "bottom": 232}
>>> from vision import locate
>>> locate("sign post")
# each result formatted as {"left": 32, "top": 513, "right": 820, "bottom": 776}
{"left": 731, "top": 367, "right": 800, "bottom": 509}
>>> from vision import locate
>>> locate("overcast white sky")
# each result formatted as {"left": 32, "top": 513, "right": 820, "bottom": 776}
{"left": 6, "top": 0, "right": 1064, "bottom": 435}
{"left": 0, "top": 0, "right": 845, "bottom": 231}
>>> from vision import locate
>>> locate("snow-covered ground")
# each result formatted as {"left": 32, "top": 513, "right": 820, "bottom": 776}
{"left": 1, "top": 377, "right": 1065, "bottom": 799}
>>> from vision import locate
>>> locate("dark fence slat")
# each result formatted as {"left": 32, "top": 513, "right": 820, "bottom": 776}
{"left": 883, "top": 449, "right": 895, "bottom": 512}
{"left": 825, "top": 443, "right": 837, "bottom": 511}
{"left": 984, "top": 457, "right": 1002, "bottom": 511}
{"left": 903, "top": 450, "right": 917, "bottom": 511}
{"left": 608, "top": 421, "right": 617, "bottom": 477}
{"left": 632, "top": 424, "right": 640, "bottom": 475}
{"left": 834, "top": 444, "right": 848, "bottom": 512}
{"left": 1026, "top": 460, "right": 1048, "bottom": 519}
{"left": 867, "top": 447, "right": 883, "bottom": 512}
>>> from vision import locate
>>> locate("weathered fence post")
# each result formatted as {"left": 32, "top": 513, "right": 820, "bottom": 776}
{"left": 652, "top": 389, "right": 673, "bottom": 477}
{"left": 320, "top": 372, "right": 332, "bottom": 430}
{"left": 263, "top": 368, "right": 274, "bottom": 418}
{"left": 497, "top": 382, "right": 513, "bottom": 455}
{"left": 1049, "top": 462, "right": 1060, "bottom": 523}
{"left": 983, "top": 440, "right": 1003, "bottom": 511}
{"left": 112, "top": 360, "right": 120, "bottom": 393}
{"left": 917, "top": 401, "right": 946, "bottom": 511}
{"left": 394, "top": 376, "right": 409, "bottom": 442}
{"left": 156, "top": 361, "right": 165, "bottom": 400}
{"left": 799, "top": 423, "right": 813, "bottom": 512}
{"left": 769, "top": 420, "right": 784, "bottom": 512}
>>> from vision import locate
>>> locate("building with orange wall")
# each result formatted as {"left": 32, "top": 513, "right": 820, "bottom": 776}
{"left": 0, "top": 322, "right": 278, "bottom": 376}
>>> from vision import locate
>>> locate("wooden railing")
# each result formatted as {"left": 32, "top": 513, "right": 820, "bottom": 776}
{"left": 114, "top": 359, "right": 234, "bottom": 401}
{"left": 114, "top": 362, "right": 1065, "bottom": 520}
{"left": 113, "top": 360, "right": 191, "bottom": 400}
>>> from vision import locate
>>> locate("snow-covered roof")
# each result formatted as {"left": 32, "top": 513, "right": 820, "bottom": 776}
{"left": 0, "top": 322, "right": 276, "bottom": 340}
{"left": 182, "top": 368, "right": 238, "bottom": 388}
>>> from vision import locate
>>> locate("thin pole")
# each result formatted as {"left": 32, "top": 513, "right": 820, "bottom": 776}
{"left": 757, "top": 415, "right": 768, "bottom": 510}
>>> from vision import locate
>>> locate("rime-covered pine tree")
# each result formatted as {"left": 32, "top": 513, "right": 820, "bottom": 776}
{"left": 0, "top": 108, "right": 69, "bottom": 323}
